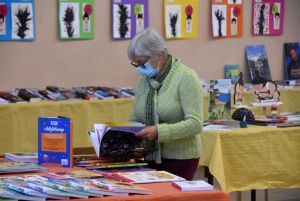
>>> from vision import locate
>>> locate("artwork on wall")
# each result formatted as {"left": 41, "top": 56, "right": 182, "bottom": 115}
{"left": 284, "top": 42, "right": 300, "bottom": 80}
{"left": 211, "top": 0, "right": 243, "bottom": 38}
{"left": 111, "top": 0, "right": 149, "bottom": 40}
{"left": 164, "top": 0, "right": 199, "bottom": 39}
{"left": 0, "top": 0, "right": 35, "bottom": 41}
{"left": 252, "top": 0, "right": 284, "bottom": 36}
{"left": 58, "top": 0, "right": 94, "bottom": 40}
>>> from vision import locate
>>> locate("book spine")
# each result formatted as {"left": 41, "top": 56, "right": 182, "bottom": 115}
{"left": 26, "top": 183, "right": 48, "bottom": 194}
{"left": 68, "top": 181, "right": 90, "bottom": 192}
{"left": 171, "top": 182, "right": 182, "bottom": 191}
{"left": 5, "top": 183, "right": 33, "bottom": 195}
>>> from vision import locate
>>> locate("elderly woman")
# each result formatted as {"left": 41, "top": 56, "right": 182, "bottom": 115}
{"left": 127, "top": 28, "right": 203, "bottom": 180}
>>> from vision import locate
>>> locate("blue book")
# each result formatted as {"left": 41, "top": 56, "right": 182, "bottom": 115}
{"left": 38, "top": 117, "right": 73, "bottom": 168}
{"left": 225, "top": 65, "right": 239, "bottom": 85}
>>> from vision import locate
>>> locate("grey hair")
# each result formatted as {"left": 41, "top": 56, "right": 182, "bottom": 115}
{"left": 127, "top": 27, "right": 169, "bottom": 60}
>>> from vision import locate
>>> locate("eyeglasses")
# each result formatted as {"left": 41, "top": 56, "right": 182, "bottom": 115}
{"left": 131, "top": 56, "right": 150, "bottom": 68}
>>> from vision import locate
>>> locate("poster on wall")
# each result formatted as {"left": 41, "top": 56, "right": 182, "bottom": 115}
{"left": 252, "top": 0, "right": 284, "bottom": 36}
{"left": 112, "top": 0, "right": 149, "bottom": 40}
{"left": 0, "top": 0, "right": 35, "bottom": 41}
{"left": 58, "top": 0, "right": 94, "bottom": 40}
{"left": 284, "top": 42, "right": 300, "bottom": 80}
{"left": 164, "top": 0, "right": 199, "bottom": 39}
{"left": 211, "top": 0, "right": 243, "bottom": 38}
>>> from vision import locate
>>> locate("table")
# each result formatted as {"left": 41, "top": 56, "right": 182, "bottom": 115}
{"left": 5, "top": 164, "right": 230, "bottom": 201}
{"left": 199, "top": 125, "right": 300, "bottom": 198}
{"left": 1, "top": 88, "right": 299, "bottom": 156}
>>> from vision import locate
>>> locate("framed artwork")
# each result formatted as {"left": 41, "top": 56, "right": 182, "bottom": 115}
{"left": 0, "top": 0, "right": 35, "bottom": 41}
{"left": 252, "top": 0, "right": 284, "bottom": 36}
{"left": 284, "top": 42, "right": 300, "bottom": 80}
{"left": 111, "top": 0, "right": 149, "bottom": 40}
{"left": 58, "top": 0, "right": 94, "bottom": 40}
{"left": 164, "top": 0, "right": 199, "bottom": 39}
{"left": 211, "top": 0, "right": 243, "bottom": 38}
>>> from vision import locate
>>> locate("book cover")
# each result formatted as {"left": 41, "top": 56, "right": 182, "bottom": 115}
{"left": 38, "top": 117, "right": 73, "bottom": 168}
{"left": 245, "top": 45, "right": 272, "bottom": 81}
{"left": 86, "top": 162, "right": 148, "bottom": 170}
{"left": 252, "top": 0, "right": 284, "bottom": 36}
{"left": 75, "top": 90, "right": 98, "bottom": 100}
{"left": 26, "top": 88, "right": 48, "bottom": 100}
{"left": 0, "top": 97, "right": 9, "bottom": 104}
{"left": 111, "top": 171, "right": 185, "bottom": 184}
{"left": 284, "top": 42, "right": 300, "bottom": 80}
{"left": 225, "top": 64, "right": 240, "bottom": 85}
{"left": 47, "top": 92, "right": 69, "bottom": 101}
{"left": 208, "top": 79, "right": 231, "bottom": 120}
{"left": 91, "top": 123, "right": 146, "bottom": 158}
{"left": 91, "top": 178, "right": 152, "bottom": 194}
{"left": 16, "top": 89, "right": 41, "bottom": 102}
{"left": 203, "top": 124, "right": 240, "bottom": 131}
{"left": 0, "top": 161, "right": 47, "bottom": 174}
{"left": 0, "top": 186, "right": 45, "bottom": 201}
{"left": 172, "top": 180, "right": 213, "bottom": 191}
{"left": 4, "top": 152, "right": 38, "bottom": 163}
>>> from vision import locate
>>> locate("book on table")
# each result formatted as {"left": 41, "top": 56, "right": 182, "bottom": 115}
{"left": 0, "top": 91, "right": 27, "bottom": 104}
{"left": 111, "top": 171, "right": 185, "bottom": 184}
{"left": 38, "top": 116, "right": 73, "bottom": 168}
{"left": 74, "top": 89, "right": 98, "bottom": 100}
{"left": 4, "top": 152, "right": 38, "bottom": 163}
{"left": 225, "top": 64, "right": 240, "bottom": 85}
{"left": 91, "top": 178, "right": 152, "bottom": 194}
{"left": 15, "top": 88, "right": 41, "bottom": 102}
{"left": 172, "top": 180, "right": 213, "bottom": 191}
{"left": 90, "top": 122, "right": 154, "bottom": 158}
{"left": 0, "top": 161, "right": 47, "bottom": 174}
{"left": 203, "top": 124, "right": 240, "bottom": 131}
{"left": 85, "top": 161, "right": 148, "bottom": 170}
{"left": 0, "top": 97, "right": 9, "bottom": 104}
{"left": 0, "top": 186, "right": 46, "bottom": 201}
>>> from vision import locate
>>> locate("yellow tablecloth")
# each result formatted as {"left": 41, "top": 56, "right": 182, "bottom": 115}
{"left": 199, "top": 125, "right": 300, "bottom": 193}
{"left": 0, "top": 88, "right": 299, "bottom": 156}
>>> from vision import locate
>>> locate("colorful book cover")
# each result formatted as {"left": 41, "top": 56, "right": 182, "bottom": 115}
{"left": 245, "top": 45, "right": 272, "bottom": 80}
{"left": 172, "top": 180, "right": 213, "bottom": 191}
{"left": 225, "top": 64, "right": 240, "bottom": 85}
{"left": 58, "top": 0, "right": 94, "bottom": 39}
{"left": 112, "top": 0, "right": 149, "bottom": 40}
{"left": 92, "top": 123, "right": 145, "bottom": 158}
{"left": 252, "top": 0, "right": 284, "bottom": 36}
{"left": 164, "top": 0, "right": 199, "bottom": 39}
{"left": 208, "top": 79, "right": 231, "bottom": 120}
{"left": 111, "top": 171, "right": 185, "bottom": 184}
{"left": 38, "top": 117, "right": 73, "bottom": 168}
{"left": 0, "top": 0, "right": 35, "bottom": 41}
{"left": 211, "top": 0, "right": 243, "bottom": 38}
{"left": 284, "top": 42, "right": 300, "bottom": 80}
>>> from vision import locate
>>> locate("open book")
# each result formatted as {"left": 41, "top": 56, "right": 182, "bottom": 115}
{"left": 89, "top": 123, "right": 153, "bottom": 158}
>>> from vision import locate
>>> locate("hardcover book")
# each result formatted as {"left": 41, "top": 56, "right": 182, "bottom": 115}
{"left": 110, "top": 171, "right": 185, "bottom": 184}
{"left": 75, "top": 90, "right": 98, "bottom": 100}
{"left": 91, "top": 123, "right": 147, "bottom": 158}
{"left": 4, "top": 152, "right": 38, "bottom": 163}
{"left": 91, "top": 178, "right": 152, "bottom": 194}
{"left": 172, "top": 180, "right": 213, "bottom": 191}
{"left": 284, "top": 42, "right": 300, "bottom": 80}
{"left": 208, "top": 79, "right": 231, "bottom": 120}
{"left": 38, "top": 117, "right": 73, "bottom": 168}
{"left": 0, "top": 97, "right": 9, "bottom": 104}
{"left": 0, "top": 92, "right": 27, "bottom": 104}
{"left": 16, "top": 88, "right": 41, "bottom": 102}
{"left": 225, "top": 64, "right": 240, "bottom": 85}
{"left": 26, "top": 88, "right": 48, "bottom": 100}
{"left": 245, "top": 45, "right": 272, "bottom": 80}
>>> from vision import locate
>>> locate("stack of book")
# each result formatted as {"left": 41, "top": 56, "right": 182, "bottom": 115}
{"left": 0, "top": 160, "right": 47, "bottom": 174}
{"left": 5, "top": 152, "right": 38, "bottom": 163}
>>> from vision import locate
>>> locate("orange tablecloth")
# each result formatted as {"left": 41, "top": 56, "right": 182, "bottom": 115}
{"left": 5, "top": 164, "right": 230, "bottom": 201}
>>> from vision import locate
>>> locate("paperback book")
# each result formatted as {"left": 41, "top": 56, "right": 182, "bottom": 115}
{"left": 38, "top": 117, "right": 73, "bottom": 168}
{"left": 245, "top": 45, "right": 272, "bottom": 80}
{"left": 0, "top": 186, "right": 46, "bottom": 201}
{"left": 4, "top": 152, "right": 38, "bottom": 163}
{"left": 90, "top": 123, "right": 149, "bottom": 158}
{"left": 172, "top": 180, "right": 213, "bottom": 191}
{"left": 208, "top": 79, "right": 231, "bottom": 120}
{"left": 284, "top": 42, "right": 300, "bottom": 80}
{"left": 0, "top": 161, "right": 47, "bottom": 174}
{"left": 225, "top": 65, "right": 240, "bottom": 85}
{"left": 111, "top": 171, "right": 185, "bottom": 184}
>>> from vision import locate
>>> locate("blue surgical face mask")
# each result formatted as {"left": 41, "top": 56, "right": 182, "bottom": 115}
{"left": 136, "top": 61, "right": 160, "bottom": 78}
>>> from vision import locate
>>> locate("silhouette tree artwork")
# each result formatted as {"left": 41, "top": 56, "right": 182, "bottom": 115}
{"left": 15, "top": 5, "right": 32, "bottom": 39}
{"left": 118, "top": 4, "right": 129, "bottom": 38}
{"left": 258, "top": 4, "right": 265, "bottom": 34}
{"left": 169, "top": 13, "right": 178, "bottom": 37}
{"left": 63, "top": 6, "right": 75, "bottom": 37}
{"left": 214, "top": 9, "right": 225, "bottom": 36}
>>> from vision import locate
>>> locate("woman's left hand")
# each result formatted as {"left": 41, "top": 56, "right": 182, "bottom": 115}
{"left": 135, "top": 126, "right": 158, "bottom": 141}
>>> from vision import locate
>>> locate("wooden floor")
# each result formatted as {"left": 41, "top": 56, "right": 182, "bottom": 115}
{"left": 193, "top": 167, "right": 300, "bottom": 201}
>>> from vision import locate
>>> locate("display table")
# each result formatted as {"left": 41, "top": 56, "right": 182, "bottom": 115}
{"left": 1, "top": 88, "right": 300, "bottom": 155}
{"left": 4, "top": 164, "right": 230, "bottom": 201}
{"left": 199, "top": 125, "right": 300, "bottom": 193}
